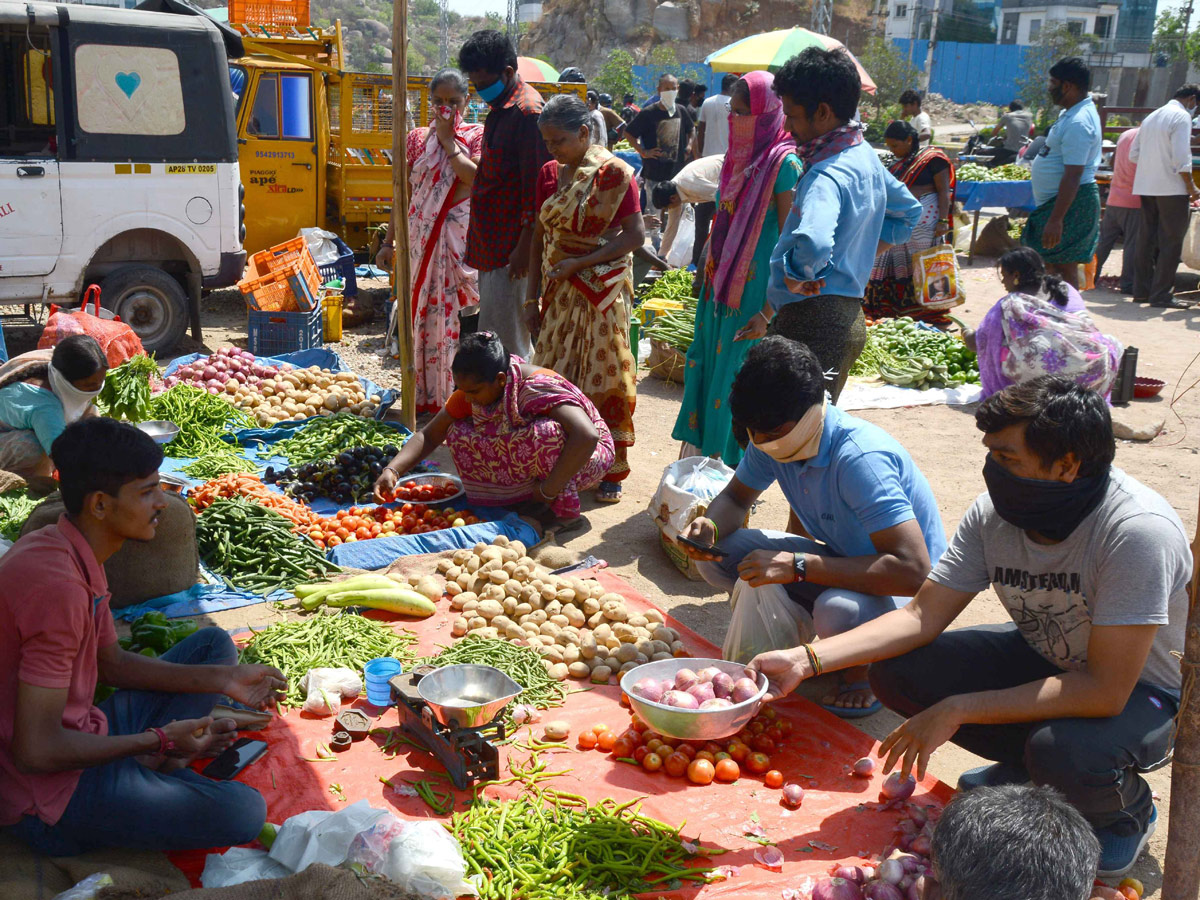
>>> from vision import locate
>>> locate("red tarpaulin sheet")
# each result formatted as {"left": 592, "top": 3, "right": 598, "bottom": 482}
{"left": 171, "top": 568, "right": 950, "bottom": 894}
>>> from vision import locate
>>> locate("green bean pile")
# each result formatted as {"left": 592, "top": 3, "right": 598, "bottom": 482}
{"left": 97, "top": 354, "right": 158, "bottom": 422}
{"left": 450, "top": 791, "right": 711, "bottom": 899}
{"left": 269, "top": 412, "right": 407, "bottom": 465}
{"left": 850, "top": 317, "right": 980, "bottom": 389}
{"left": 239, "top": 612, "right": 419, "bottom": 708}
{"left": 634, "top": 267, "right": 694, "bottom": 305}
{"left": 0, "top": 489, "right": 38, "bottom": 542}
{"left": 195, "top": 498, "right": 338, "bottom": 593}
{"left": 147, "top": 386, "right": 254, "bottom": 458}
{"left": 421, "top": 635, "right": 568, "bottom": 728}
{"left": 181, "top": 453, "right": 259, "bottom": 479}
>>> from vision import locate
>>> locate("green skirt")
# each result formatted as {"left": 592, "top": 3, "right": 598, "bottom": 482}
{"left": 1022, "top": 181, "right": 1100, "bottom": 265}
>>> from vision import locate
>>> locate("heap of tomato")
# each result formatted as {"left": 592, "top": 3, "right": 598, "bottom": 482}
{"left": 381, "top": 479, "right": 460, "bottom": 503}
{"left": 578, "top": 706, "right": 794, "bottom": 787}
{"left": 306, "top": 503, "right": 479, "bottom": 550}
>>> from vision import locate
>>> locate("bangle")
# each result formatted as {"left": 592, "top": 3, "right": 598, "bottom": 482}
{"left": 802, "top": 643, "right": 823, "bottom": 677}
{"left": 146, "top": 726, "right": 174, "bottom": 756}
{"left": 537, "top": 483, "right": 556, "bottom": 502}
{"left": 710, "top": 521, "right": 719, "bottom": 544}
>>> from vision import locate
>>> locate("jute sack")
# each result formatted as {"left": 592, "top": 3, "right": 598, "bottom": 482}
{"left": 21, "top": 491, "right": 199, "bottom": 607}
{"left": 98, "top": 863, "right": 424, "bottom": 900}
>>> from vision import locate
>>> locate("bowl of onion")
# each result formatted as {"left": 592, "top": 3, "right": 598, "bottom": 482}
{"left": 620, "top": 657, "right": 768, "bottom": 740}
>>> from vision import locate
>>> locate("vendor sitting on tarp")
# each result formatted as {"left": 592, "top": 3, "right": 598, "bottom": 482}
{"left": 0, "top": 336, "right": 107, "bottom": 483}
{"left": 373, "top": 331, "right": 615, "bottom": 535}
{"left": 0, "top": 418, "right": 286, "bottom": 855}
{"left": 678, "top": 336, "right": 947, "bottom": 718}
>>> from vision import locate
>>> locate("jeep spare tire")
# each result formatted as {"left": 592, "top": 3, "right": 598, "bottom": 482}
{"left": 99, "top": 265, "right": 189, "bottom": 354}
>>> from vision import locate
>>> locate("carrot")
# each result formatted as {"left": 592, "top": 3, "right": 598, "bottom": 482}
{"left": 189, "top": 474, "right": 323, "bottom": 532}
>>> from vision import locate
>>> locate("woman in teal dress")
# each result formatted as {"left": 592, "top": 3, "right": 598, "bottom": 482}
{"left": 672, "top": 71, "right": 801, "bottom": 465}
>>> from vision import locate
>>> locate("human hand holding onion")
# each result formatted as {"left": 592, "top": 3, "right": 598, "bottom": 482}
{"left": 745, "top": 647, "right": 812, "bottom": 703}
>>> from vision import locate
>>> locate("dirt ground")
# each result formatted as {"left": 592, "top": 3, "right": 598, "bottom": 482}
{"left": 5, "top": 238, "right": 1194, "bottom": 893}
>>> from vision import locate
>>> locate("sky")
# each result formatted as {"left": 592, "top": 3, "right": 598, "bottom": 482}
{"left": 448, "top": 0, "right": 507, "bottom": 16}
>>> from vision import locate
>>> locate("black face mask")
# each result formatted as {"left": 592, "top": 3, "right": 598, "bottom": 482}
{"left": 982, "top": 456, "right": 1110, "bottom": 542}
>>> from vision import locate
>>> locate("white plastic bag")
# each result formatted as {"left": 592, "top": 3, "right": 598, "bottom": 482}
{"left": 1183, "top": 209, "right": 1200, "bottom": 271}
{"left": 299, "top": 226, "right": 341, "bottom": 267}
{"left": 385, "top": 820, "right": 475, "bottom": 899}
{"left": 201, "top": 847, "right": 291, "bottom": 888}
{"left": 53, "top": 874, "right": 114, "bottom": 900}
{"left": 722, "top": 578, "right": 814, "bottom": 665}
{"left": 299, "top": 667, "right": 362, "bottom": 716}
{"left": 665, "top": 204, "right": 696, "bottom": 269}
{"left": 648, "top": 456, "right": 736, "bottom": 540}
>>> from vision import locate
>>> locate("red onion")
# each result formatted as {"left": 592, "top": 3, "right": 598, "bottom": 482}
{"left": 207, "top": 386, "right": 220, "bottom": 395}
{"left": 896, "top": 819, "right": 917, "bottom": 836}
{"left": 899, "top": 875, "right": 914, "bottom": 892}
{"left": 906, "top": 876, "right": 928, "bottom": 900}
{"left": 662, "top": 690, "right": 699, "bottom": 709}
{"left": 631, "top": 678, "right": 663, "bottom": 703}
{"left": 909, "top": 835, "right": 931, "bottom": 856}
{"left": 696, "top": 666, "right": 723, "bottom": 683}
{"left": 731, "top": 676, "right": 759, "bottom": 703}
{"left": 781, "top": 783, "right": 805, "bottom": 808}
{"left": 202, "top": 366, "right": 217, "bottom": 380}
{"left": 711, "top": 671, "right": 734, "bottom": 699}
{"left": 812, "top": 877, "right": 863, "bottom": 900}
{"left": 674, "top": 668, "right": 698, "bottom": 691}
{"left": 897, "top": 835, "right": 913, "bottom": 851}
{"left": 852, "top": 757, "right": 876, "bottom": 777}
{"left": 833, "top": 866, "right": 866, "bottom": 884}
{"left": 881, "top": 772, "right": 916, "bottom": 802}
{"left": 699, "top": 698, "right": 733, "bottom": 709}
{"left": 877, "top": 859, "right": 905, "bottom": 885}
{"left": 863, "top": 882, "right": 904, "bottom": 900}
{"left": 687, "top": 681, "right": 716, "bottom": 704}
{"left": 896, "top": 855, "right": 921, "bottom": 875}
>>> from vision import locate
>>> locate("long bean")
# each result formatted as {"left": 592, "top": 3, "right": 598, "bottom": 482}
{"left": 147, "top": 386, "right": 254, "bottom": 458}
{"left": 181, "top": 452, "right": 259, "bottom": 479}
{"left": 239, "top": 611, "right": 418, "bottom": 707}
{"left": 269, "top": 413, "right": 406, "bottom": 466}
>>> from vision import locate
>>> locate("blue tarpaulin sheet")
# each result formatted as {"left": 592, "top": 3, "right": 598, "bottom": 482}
{"left": 326, "top": 510, "right": 538, "bottom": 570}
{"left": 956, "top": 180, "right": 1037, "bottom": 212}
{"left": 113, "top": 582, "right": 291, "bottom": 622}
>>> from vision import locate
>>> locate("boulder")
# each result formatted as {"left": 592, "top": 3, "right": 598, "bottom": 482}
{"left": 652, "top": 1, "right": 690, "bottom": 40}
{"left": 603, "top": 0, "right": 638, "bottom": 35}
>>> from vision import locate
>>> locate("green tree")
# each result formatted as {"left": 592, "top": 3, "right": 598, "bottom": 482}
{"left": 595, "top": 48, "right": 635, "bottom": 99}
{"left": 648, "top": 44, "right": 679, "bottom": 69}
{"left": 857, "top": 36, "right": 920, "bottom": 116}
{"left": 1014, "top": 22, "right": 1092, "bottom": 115}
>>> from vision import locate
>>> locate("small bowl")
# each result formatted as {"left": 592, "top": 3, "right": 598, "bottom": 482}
{"left": 336, "top": 709, "right": 371, "bottom": 741}
{"left": 620, "top": 657, "right": 768, "bottom": 741}
{"left": 160, "top": 473, "right": 188, "bottom": 494}
{"left": 1134, "top": 377, "right": 1165, "bottom": 399}
{"left": 137, "top": 420, "right": 179, "bottom": 445}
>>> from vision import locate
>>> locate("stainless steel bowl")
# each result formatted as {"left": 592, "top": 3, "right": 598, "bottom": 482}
{"left": 137, "top": 420, "right": 179, "bottom": 445}
{"left": 404, "top": 472, "right": 465, "bottom": 504}
{"left": 417, "top": 664, "right": 522, "bottom": 729}
{"left": 619, "top": 657, "right": 767, "bottom": 741}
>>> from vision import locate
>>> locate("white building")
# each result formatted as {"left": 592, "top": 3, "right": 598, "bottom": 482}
{"left": 885, "top": 0, "right": 953, "bottom": 41}
{"left": 997, "top": 0, "right": 1119, "bottom": 45}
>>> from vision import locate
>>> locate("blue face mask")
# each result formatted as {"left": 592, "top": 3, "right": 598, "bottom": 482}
{"left": 476, "top": 75, "right": 508, "bottom": 104}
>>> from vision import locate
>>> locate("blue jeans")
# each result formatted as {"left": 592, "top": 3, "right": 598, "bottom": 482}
{"left": 8, "top": 628, "right": 266, "bottom": 855}
{"left": 696, "top": 528, "right": 907, "bottom": 637}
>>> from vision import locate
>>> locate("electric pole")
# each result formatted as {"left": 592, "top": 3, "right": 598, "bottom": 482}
{"left": 871, "top": 0, "right": 884, "bottom": 34}
{"left": 507, "top": 0, "right": 519, "bottom": 51}
{"left": 439, "top": 0, "right": 449, "bottom": 66}
{"left": 811, "top": 0, "right": 833, "bottom": 35}
{"left": 921, "top": 1, "right": 939, "bottom": 92}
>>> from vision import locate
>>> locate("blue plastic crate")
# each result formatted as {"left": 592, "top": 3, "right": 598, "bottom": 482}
{"left": 318, "top": 237, "right": 358, "bottom": 299}
{"left": 247, "top": 302, "right": 324, "bottom": 356}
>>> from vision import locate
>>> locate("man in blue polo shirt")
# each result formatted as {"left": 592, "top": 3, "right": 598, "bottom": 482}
{"left": 680, "top": 336, "right": 946, "bottom": 718}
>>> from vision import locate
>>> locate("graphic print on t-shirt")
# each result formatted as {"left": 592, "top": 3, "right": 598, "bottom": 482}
{"left": 992, "top": 566, "right": 1091, "bottom": 670}
{"left": 657, "top": 117, "right": 682, "bottom": 163}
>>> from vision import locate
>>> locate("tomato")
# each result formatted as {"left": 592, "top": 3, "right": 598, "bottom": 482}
{"left": 401, "top": 516, "right": 416, "bottom": 530}
{"left": 421, "top": 508, "right": 436, "bottom": 521}
{"left": 751, "top": 735, "right": 777, "bottom": 754}
{"left": 629, "top": 715, "right": 648, "bottom": 732}
{"left": 327, "top": 535, "right": 341, "bottom": 547}
{"left": 749, "top": 720, "right": 767, "bottom": 735}
{"left": 403, "top": 481, "right": 417, "bottom": 490}
{"left": 726, "top": 741, "right": 750, "bottom": 763}
{"left": 596, "top": 730, "right": 616, "bottom": 752}
{"left": 620, "top": 728, "right": 643, "bottom": 747}
{"left": 703, "top": 742, "right": 724, "bottom": 756}
{"left": 664, "top": 752, "right": 690, "bottom": 777}
{"left": 335, "top": 509, "right": 349, "bottom": 520}
{"left": 687, "top": 758, "right": 716, "bottom": 785}
{"left": 642, "top": 751, "right": 664, "bottom": 772}
{"left": 714, "top": 759, "right": 740, "bottom": 782}
{"left": 694, "top": 750, "right": 716, "bottom": 764}
{"left": 1117, "top": 879, "right": 1144, "bottom": 899}
{"left": 760, "top": 706, "right": 777, "bottom": 720}
{"left": 578, "top": 731, "right": 597, "bottom": 750}
{"left": 745, "top": 752, "right": 772, "bottom": 774}
{"left": 644, "top": 739, "right": 664, "bottom": 755}
{"left": 369, "top": 525, "right": 381, "bottom": 537}
{"left": 767, "top": 727, "right": 785, "bottom": 744}
{"left": 611, "top": 739, "right": 635, "bottom": 759}
{"left": 1119, "top": 889, "right": 1139, "bottom": 900}
{"left": 713, "top": 751, "right": 731, "bottom": 762}
{"left": 633, "top": 745, "right": 650, "bottom": 764}
{"left": 676, "top": 743, "right": 696, "bottom": 759}
{"left": 382, "top": 521, "right": 396, "bottom": 533}
{"left": 764, "top": 769, "right": 784, "bottom": 789}
{"left": 592, "top": 723, "right": 611, "bottom": 735}
{"left": 452, "top": 517, "right": 466, "bottom": 528}
{"left": 335, "top": 527, "right": 350, "bottom": 539}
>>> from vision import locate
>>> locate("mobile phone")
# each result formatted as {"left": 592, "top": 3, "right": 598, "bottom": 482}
{"left": 675, "top": 533, "right": 728, "bottom": 559}
{"left": 202, "top": 738, "right": 268, "bottom": 781}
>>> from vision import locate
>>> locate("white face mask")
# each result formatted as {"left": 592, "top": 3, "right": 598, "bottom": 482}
{"left": 752, "top": 398, "right": 826, "bottom": 463}
{"left": 659, "top": 89, "right": 678, "bottom": 115}
{"left": 48, "top": 364, "right": 102, "bottom": 424}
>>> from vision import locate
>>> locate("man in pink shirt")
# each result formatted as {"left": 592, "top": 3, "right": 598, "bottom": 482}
{"left": 1, "top": 418, "right": 286, "bottom": 855}
{"left": 1095, "top": 126, "right": 1141, "bottom": 294}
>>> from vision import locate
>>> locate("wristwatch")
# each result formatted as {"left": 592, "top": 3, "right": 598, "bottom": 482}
{"left": 792, "top": 552, "right": 807, "bottom": 583}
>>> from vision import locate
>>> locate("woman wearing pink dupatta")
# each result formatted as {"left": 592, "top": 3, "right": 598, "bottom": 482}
{"left": 671, "top": 72, "right": 801, "bottom": 466}
{"left": 406, "top": 70, "right": 485, "bottom": 414}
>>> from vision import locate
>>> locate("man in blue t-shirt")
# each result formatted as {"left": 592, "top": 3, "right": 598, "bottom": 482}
{"left": 680, "top": 337, "right": 946, "bottom": 718}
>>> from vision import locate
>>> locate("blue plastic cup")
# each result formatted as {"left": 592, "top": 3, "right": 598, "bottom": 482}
{"left": 363, "top": 657, "right": 403, "bottom": 707}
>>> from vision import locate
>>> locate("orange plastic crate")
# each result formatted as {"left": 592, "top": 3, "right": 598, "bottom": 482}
{"left": 228, "top": 0, "right": 309, "bottom": 27}
{"left": 238, "top": 238, "right": 321, "bottom": 312}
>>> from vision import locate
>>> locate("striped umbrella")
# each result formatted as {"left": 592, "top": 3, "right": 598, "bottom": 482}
{"left": 517, "top": 57, "right": 560, "bottom": 82}
{"left": 705, "top": 28, "right": 877, "bottom": 95}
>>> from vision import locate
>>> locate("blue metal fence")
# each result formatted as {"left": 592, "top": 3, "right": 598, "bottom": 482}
{"left": 631, "top": 63, "right": 720, "bottom": 103}
{"left": 892, "top": 40, "right": 1029, "bottom": 106}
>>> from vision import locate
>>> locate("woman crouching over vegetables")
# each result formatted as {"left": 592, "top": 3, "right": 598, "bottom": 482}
{"left": 0, "top": 335, "right": 107, "bottom": 484}
{"left": 374, "top": 332, "right": 615, "bottom": 534}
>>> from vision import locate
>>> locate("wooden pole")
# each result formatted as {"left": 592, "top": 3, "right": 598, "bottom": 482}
{"left": 1161, "top": 489, "right": 1200, "bottom": 900}
{"left": 391, "top": 0, "right": 416, "bottom": 429}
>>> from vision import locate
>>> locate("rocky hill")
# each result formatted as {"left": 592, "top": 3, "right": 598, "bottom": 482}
{"left": 523, "top": 0, "right": 875, "bottom": 75}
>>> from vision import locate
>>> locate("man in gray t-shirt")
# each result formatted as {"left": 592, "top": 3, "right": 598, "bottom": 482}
{"left": 743, "top": 376, "right": 1188, "bottom": 880}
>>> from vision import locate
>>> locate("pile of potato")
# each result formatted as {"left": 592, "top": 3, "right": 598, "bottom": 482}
{"left": 434, "top": 536, "right": 688, "bottom": 684}
{"left": 238, "top": 367, "right": 381, "bottom": 426}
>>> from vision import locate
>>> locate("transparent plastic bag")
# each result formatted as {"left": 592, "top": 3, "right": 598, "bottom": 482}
{"left": 722, "top": 578, "right": 814, "bottom": 665}
{"left": 298, "top": 667, "right": 362, "bottom": 716}
{"left": 665, "top": 204, "right": 695, "bottom": 269}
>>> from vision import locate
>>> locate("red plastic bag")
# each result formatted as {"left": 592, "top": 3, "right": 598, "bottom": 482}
{"left": 38, "top": 285, "right": 145, "bottom": 367}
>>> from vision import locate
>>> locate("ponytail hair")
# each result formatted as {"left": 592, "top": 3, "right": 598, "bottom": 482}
{"left": 999, "top": 247, "right": 1070, "bottom": 307}
{"left": 452, "top": 331, "right": 509, "bottom": 381}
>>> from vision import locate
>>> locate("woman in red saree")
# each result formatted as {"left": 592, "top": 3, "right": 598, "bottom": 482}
{"left": 526, "top": 94, "right": 645, "bottom": 504}
{"left": 864, "top": 120, "right": 956, "bottom": 323}
{"left": 405, "top": 69, "right": 485, "bottom": 413}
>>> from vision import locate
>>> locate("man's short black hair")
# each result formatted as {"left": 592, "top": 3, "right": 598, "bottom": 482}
{"left": 650, "top": 181, "right": 679, "bottom": 210}
{"left": 933, "top": 785, "right": 1100, "bottom": 900}
{"left": 721, "top": 72, "right": 739, "bottom": 92}
{"left": 458, "top": 30, "right": 517, "bottom": 77}
{"left": 730, "top": 336, "right": 825, "bottom": 440}
{"left": 898, "top": 89, "right": 922, "bottom": 106}
{"left": 52, "top": 418, "right": 163, "bottom": 516}
{"left": 678, "top": 78, "right": 696, "bottom": 103}
{"left": 1049, "top": 57, "right": 1090, "bottom": 92}
{"left": 623, "top": 92, "right": 635, "bottom": 103}
{"left": 1173, "top": 82, "right": 1200, "bottom": 102}
{"left": 773, "top": 47, "right": 861, "bottom": 123}
{"left": 1009, "top": 99, "right": 1025, "bottom": 111}
{"left": 975, "top": 376, "right": 1115, "bottom": 477}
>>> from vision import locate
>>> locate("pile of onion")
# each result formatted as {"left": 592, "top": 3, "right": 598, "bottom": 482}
{"left": 163, "top": 348, "right": 284, "bottom": 396}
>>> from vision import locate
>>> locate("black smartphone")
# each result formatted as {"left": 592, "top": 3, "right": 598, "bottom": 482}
{"left": 675, "top": 533, "right": 728, "bottom": 559}
{"left": 202, "top": 738, "right": 268, "bottom": 781}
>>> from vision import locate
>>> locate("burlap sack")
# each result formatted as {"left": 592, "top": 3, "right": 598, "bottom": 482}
{"left": 98, "top": 864, "right": 424, "bottom": 900}
{"left": 20, "top": 491, "right": 199, "bottom": 607}
{"left": 0, "top": 831, "right": 188, "bottom": 900}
